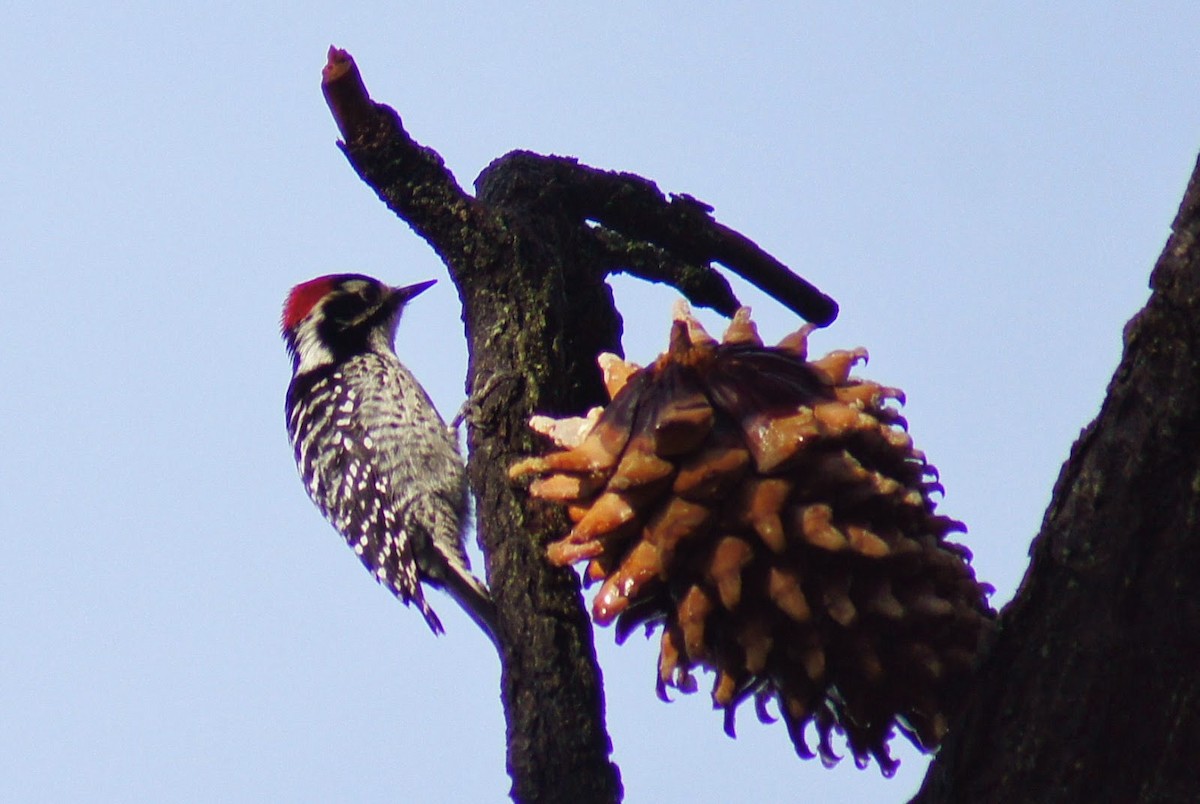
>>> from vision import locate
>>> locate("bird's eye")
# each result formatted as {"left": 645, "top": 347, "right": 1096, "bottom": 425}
{"left": 324, "top": 293, "right": 367, "bottom": 327}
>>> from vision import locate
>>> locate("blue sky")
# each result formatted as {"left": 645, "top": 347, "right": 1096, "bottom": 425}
{"left": 4, "top": 4, "right": 1198, "bottom": 802}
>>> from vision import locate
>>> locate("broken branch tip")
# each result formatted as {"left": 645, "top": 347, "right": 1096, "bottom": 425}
{"left": 323, "top": 46, "right": 355, "bottom": 83}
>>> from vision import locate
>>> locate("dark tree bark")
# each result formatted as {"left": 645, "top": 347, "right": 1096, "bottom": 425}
{"left": 912, "top": 157, "right": 1200, "bottom": 803}
{"left": 320, "top": 49, "right": 834, "bottom": 804}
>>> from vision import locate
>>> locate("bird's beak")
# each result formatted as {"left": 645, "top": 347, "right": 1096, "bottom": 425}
{"left": 392, "top": 279, "right": 437, "bottom": 303}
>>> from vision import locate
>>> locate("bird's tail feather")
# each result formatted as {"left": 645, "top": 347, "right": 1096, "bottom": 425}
{"left": 438, "top": 567, "right": 500, "bottom": 652}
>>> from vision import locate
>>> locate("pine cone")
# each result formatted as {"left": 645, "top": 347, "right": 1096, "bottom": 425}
{"left": 511, "top": 302, "right": 993, "bottom": 774}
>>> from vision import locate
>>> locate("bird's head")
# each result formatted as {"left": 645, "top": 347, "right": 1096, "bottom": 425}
{"left": 281, "top": 273, "right": 435, "bottom": 372}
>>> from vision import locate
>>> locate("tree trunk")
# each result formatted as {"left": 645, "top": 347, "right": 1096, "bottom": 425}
{"left": 322, "top": 51, "right": 623, "bottom": 804}
{"left": 319, "top": 49, "right": 836, "bottom": 803}
{"left": 913, "top": 155, "right": 1200, "bottom": 803}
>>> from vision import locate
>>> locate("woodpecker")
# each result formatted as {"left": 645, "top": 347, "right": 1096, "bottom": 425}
{"left": 281, "top": 273, "right": 497, "bottom": 645}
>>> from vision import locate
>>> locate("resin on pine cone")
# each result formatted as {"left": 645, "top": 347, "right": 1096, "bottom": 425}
{"left": 510, "top": 302, "right": 993, "bottom": 774}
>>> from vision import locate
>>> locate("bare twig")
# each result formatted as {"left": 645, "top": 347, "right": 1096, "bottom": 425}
{"left": 321, "top": 47, "right": 376, "bottom": 143}
{"left": 478, "top": 151, "right": 838, "bottom": 325}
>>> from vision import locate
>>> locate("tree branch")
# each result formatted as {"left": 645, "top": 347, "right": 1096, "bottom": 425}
{"left": 476, "top": 151, "right": 839, "bottom": 325}
{"left": 913, "top": 155, "right": 1200, "bottom": 803}
{"left": 588, "top": 226, "right": 740, "bottom": 316}
{"left": 321, "top": 47, "right": 500, "bottom": 277}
